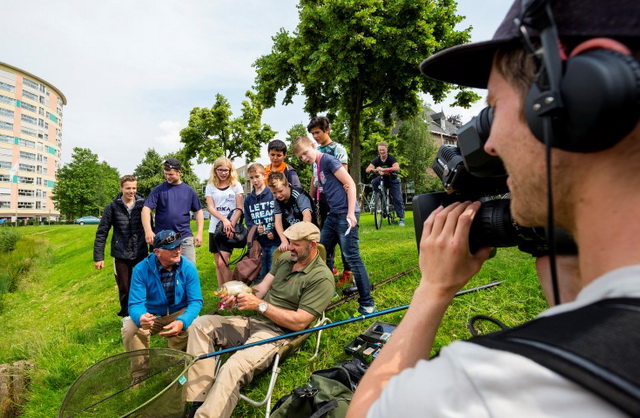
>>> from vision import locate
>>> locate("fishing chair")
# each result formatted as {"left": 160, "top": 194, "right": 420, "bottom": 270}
{"left": 237, "top": 243, "right": 331, "bottom": 417}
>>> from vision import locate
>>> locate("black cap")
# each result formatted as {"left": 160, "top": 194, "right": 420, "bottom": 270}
{"left": 420, "top": 0, "right": 640, "bottom": 89}
{"left": 163, "top": 158, "right": 182, "bottom": 171}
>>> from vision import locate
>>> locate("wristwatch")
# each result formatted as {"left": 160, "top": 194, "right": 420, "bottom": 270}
{"left": 258, "top": 302, "right": 268, "bottom": 314}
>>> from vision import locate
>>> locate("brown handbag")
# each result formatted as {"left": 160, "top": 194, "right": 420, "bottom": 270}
{"left": 231, "top": 240, "right": 262, "bottom": 284}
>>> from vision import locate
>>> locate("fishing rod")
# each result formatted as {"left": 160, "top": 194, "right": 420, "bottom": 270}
{"left": 199, "top": 281, "right": 502, "bottom": 361}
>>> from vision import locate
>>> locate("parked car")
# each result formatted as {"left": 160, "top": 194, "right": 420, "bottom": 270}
{"left": 74, "top": 216, "right": 100, "bottom": 225}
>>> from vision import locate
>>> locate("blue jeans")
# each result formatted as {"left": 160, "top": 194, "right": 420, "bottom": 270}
{"left": 256, "top": 244, "right": 277, "bottom": 285}
{"left": 372, "top": 176, "right": 405, "bottom": 219}
{"left": 320, "top": 213, "right": 374, "bottom": 307}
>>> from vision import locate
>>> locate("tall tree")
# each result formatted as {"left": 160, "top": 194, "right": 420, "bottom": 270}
{"left": 52, "top": 148, "right": 120, "bottom": 219}
{"left": 254, "top": 0, "right": 478, "bottom": 185}
{"left": 179, "top": 91, "right": 276, "bottom": 165}
{"left": 396, "top": 111, "right": 441, "bottom": 194}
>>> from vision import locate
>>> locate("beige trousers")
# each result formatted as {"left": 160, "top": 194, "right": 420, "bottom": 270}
{"left": 186, "top": 315, "right": 290, "bottom": 418}
{"left": 121, "top": 309, "right": 189, "bottom": 379}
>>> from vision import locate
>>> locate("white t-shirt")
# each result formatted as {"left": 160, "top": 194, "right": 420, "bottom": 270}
{"left": 368, "top": 265, "right": 640, "bottom": 418}
{"left": 205, "top": 182, "right": 244, "bottom": 233}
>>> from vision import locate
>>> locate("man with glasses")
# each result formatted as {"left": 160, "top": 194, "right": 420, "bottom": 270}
{"left": 142, "top": 157, "right": 204, "bottom": 264}
{"left": 122, "top": 230, "right": 203, "bottom": 379}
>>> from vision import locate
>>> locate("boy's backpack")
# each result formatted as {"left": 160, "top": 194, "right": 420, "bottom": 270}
{"left": 231, "top": 240, "right": 262, "bottom": 284}
{"left": 469, "top": 297, "right": 640, "bottom": 416}
{"left": 270, "top": 358, "right": 368, "bottom": 418}
{"left": 287, "top": 187, "right": 319, "bottom": 228}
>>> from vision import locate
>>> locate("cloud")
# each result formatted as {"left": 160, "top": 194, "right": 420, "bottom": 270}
{"left": 154, "top": 120, "right": 183, "bottom": 152}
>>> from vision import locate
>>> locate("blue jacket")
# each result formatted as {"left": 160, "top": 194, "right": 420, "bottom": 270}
{"left": 129, "top": 253, "right": 203, "bottom": 329}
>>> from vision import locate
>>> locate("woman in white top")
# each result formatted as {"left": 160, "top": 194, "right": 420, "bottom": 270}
{"left": 205, "top": 157, "right": 244, "bottom": 286}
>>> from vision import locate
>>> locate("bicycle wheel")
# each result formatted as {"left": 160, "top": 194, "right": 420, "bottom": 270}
{"left": 374, "top": 192, "right": 383, "bottom": 230}
{"left": 387, "top": 191, "right": 397, "bottom": 225}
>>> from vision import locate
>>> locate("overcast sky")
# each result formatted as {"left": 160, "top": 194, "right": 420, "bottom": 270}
{"left": 3, "top": 0, "right": 511, "bottom": 180}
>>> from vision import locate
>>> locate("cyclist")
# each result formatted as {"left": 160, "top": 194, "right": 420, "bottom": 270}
{"left": 365, "top": 142, "right": 405, "bottom": 226}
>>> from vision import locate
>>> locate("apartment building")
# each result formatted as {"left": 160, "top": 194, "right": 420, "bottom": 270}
{"left": 0, "top": 62, "right": 65, "bottom": 221}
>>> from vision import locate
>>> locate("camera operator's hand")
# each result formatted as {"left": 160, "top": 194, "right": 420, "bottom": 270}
{"left": 418, "top": 201, "right": 493, "bottom": 299}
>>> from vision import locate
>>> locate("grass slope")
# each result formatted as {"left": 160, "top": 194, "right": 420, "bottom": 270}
{"left": 0, "top": 212, "right": 546, "bottom": 417}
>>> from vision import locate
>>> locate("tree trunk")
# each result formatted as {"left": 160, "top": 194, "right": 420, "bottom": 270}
{"left": 348, "top": 91, "right": 363, "bottom": 192}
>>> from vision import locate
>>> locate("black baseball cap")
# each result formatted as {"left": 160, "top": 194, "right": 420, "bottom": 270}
{"left": 163, "top": 158, "right": 182, "bottom": 171}
{"left": 420, "top": 0, "right": 640, "bottom": 89}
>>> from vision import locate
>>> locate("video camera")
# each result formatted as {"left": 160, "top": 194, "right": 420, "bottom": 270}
{"left": 412, "top": 107, "right": 575, "bottom": 255}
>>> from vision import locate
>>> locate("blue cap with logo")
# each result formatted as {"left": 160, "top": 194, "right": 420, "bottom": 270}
{"left": 153, "top": 230, "right": 184, "bottom": 249}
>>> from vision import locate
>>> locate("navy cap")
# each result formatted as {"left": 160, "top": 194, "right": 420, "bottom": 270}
{"left": 163, "top": 158, "right": 182, "bottom": 171}
{"left": 420, "top": 0, "right": 640, "bottom": 89}
{"left": 153, "top": 230, "right": 184, "bottom": 249}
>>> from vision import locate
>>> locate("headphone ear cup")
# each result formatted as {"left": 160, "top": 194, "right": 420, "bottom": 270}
{"left": 526, "top": 49, "right": 640, "bottom": 152}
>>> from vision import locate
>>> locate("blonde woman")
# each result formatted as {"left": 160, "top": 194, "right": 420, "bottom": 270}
{"left": 205, "top": 157, "right": 244, "bottom": 289}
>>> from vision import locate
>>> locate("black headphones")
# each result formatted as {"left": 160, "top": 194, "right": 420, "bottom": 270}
{"left": 520, "top": 0, "right": 640, "bottom": 152}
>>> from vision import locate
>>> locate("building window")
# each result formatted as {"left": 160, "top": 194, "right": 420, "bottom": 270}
{"left": 23, "top": 78, "right": 39, "bottom": 90}
{"left": 18, "top": 201, "right": 34, "bottom": 209}
{"left": 21, "top": 114, "right": 38, "bottom": 125}
{"left": 36, "top": 177, "right": 42, "bottom": 185}
{"left": 22, "top": 90, "right": 38, "bottom": 101}
{"left": 0, "top": 148, "right": 11, "bottom": 157}
{"left": 35, "top": 201, "right": 41, "bottom": 209}
{"left": 18, "top": 139, "right": 35, "bottom": 148}
{"left": 0, "top": 161, "right": 10, "bottom": 169}
{"left": 18, "top": 176, "right": 34, "bottom": 184}
{"left": 0, "top": 134, "right": 12, "bottom": 144}
{"left": 0, "top": 188, "right": 10, "bottom": 195}
{"left": 0, "top": 202, "right": 10, "bottom": 208}
{"left": 19, "top": 163, "right": 35, "bottom": 172}
{"left": 21, "top": 128, "right": 37, "bottom": 137}
{"left": 42, "top": 190, "right": 47, "bottom": 199}
{"left": 0, "top": 108, "right": 14, "bottom": 118}
{"left": 0, "top": 174, "right": 10, "bottom": 182}
{"left": 0, "top": 81, "right": 15, "bottom": 93}
{"left": 18, "top": 189, "right": 35, "bottom": 197}
{"left": 39, "top": 107, "right": 44, "bottom": 116}
{"left": 0, "top": 94, "right": 13, "bottom": 105}
{"left": 20, "top": 151, "right": 36, "bottom": 160}
{"left": 0, "top": 121, "right": 13, "bottom": 130}
{"left": 20, "top": 102, "right": 37, "bottom": 113}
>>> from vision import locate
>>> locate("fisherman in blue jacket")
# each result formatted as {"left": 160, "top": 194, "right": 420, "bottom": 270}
{"left": 122, "top": 230, "right": 203, "bottom": 379}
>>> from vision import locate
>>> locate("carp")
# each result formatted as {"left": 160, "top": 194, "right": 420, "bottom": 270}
{"left": 214, "top": 280, "right": 253, "bottom": 298}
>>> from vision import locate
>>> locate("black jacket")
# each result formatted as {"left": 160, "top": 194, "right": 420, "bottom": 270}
{"left": 93, "top": 193, "right": 148, "bottom": 261}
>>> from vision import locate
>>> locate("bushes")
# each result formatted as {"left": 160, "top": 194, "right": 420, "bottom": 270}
{"left": 0, "top": 229, "right": 20, "bottom": 252}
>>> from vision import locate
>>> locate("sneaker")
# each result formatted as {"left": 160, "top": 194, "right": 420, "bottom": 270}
{"left": 337, "top": 271, "right": 354, "bottom": 286}
{"left": 399, "top": 219, "right": 405, "bottom": 227}
{"left": 342, "top": 286, "right": 358, "bottom": 297}
{"left": 352, "top": 305, "right": 377, "bottom": 317}
{"left": 332, "top": 266, "right": 339, "bottom": 275}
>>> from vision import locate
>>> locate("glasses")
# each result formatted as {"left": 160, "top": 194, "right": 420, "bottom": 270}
{"left": 158, "top": 232, "right": 182, "bottom": 247}
{"left": 216, "top": 169, "right": 231, "bottom": 173}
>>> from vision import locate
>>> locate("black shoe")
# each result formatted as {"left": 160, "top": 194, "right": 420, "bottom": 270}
{"left": 342, "top": 286, "right": 358, "bottom": 297}
{"left": 188, "top": 401, "right": 203, "bottom": 418}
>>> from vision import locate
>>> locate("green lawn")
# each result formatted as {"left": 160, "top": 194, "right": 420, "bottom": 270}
{"left": 0, "top": 212, "right": 546, "bottom": 417}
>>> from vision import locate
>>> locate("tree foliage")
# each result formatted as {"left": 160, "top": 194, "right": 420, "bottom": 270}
{"left": 179, "top": 91, "right": 276, "bottom": 165}
{"left": 396, "top": 111, "right": 441, "bottom": 194}
{"left": 133, "top": 149, "right": 203, "bottom": 200}
{"left": 51, "top": 148, "right": 120, "bottom": 219}
{"left": 254, "top": 0, "right": 474, "bottom": 185}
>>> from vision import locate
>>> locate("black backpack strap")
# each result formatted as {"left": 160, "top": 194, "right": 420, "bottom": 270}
{"left": 469, "top": 298, "right": 640, "bottom": 416}
{"left": 309, "top": 400, "right": 339, "bottom": 418}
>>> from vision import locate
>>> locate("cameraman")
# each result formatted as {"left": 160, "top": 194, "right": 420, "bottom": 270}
{"left": 348, "top": 0, "right": 639, "bottom": 417}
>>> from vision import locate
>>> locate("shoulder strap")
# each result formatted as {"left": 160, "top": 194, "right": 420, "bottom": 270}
{"left": 469, "top": 298, "right": 640, "bottom": 416}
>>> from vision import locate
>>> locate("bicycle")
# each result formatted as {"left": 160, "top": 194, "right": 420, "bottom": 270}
{"left": 371, "top": 174, "right": 397, "bottom": 230}
{"left": 357, "top": 183, "right": 376, "bottom": 214}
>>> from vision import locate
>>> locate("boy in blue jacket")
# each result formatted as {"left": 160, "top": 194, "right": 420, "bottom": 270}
{"left": 123, "top": 230, "right": 203, "bottom": 379}
{"left": 244, "top": 163, "right": 280, "bottom": 284}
